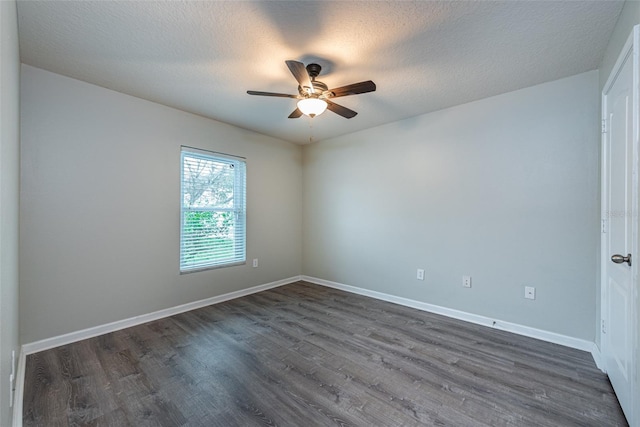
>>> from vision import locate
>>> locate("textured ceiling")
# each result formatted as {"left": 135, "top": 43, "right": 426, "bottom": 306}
{"left": 17, "top": 1, "right": 624, "bottom": 145}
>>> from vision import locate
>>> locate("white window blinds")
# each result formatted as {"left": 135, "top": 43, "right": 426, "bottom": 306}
{"left": 180, "top": 147, "right": 246, "bottom": 272}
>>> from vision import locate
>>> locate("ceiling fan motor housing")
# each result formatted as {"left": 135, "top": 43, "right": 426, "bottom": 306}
{"left": 298, "top": 80, "right": 328, "bottom": 97}
{"left": 298, "top": 63, "right": 328, "bottom": 97}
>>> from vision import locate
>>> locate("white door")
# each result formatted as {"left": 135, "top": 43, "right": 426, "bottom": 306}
{"left": 602, "top": 26, "right": 638, "bottom": 426}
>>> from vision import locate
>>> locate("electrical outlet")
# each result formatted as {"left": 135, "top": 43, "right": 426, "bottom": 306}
{"left": 417, "top": 269, "right": 425, "bottom": 280}
{"left": 525, "top": 286, "right": 535, "bottom": 300}
{"left": 252, "top": 258, "right": 258, "bottom": 268}
{"left": 462, "top": 276, "right": 472, "bottom": 288}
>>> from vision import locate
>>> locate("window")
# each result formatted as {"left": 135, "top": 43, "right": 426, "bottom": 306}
{"left": 180, "top": 147, "right": 246, "bottom": 272}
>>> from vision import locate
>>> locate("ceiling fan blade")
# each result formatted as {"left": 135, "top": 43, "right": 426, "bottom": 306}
{"left": 326, "top": 100, "right": 357, "bottom": 119}
{"left": 247, "top": 90, "right": 298, "bottom": 98}
{"left": 285, "top": 60, "right": 314, "bottom": 93}
{"left": 328, "top": 80, "right": 376, "bottom": 98}
{"left": 288, "top": 108, "right": 303, "bottom": 119}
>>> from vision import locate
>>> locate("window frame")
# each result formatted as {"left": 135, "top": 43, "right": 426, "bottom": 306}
{"left": 179, "top": 146, "right": 246, "bottom": 273}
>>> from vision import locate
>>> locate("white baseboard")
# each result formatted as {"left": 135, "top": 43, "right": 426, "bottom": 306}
{"left": 22, "top": 276, "right": 301, "bottom": 355}
{"left": 301, "top": 275, "right": 601, "bottom": 366}
{"left": 590, "top": 342, "right": 604, "bottom": 372}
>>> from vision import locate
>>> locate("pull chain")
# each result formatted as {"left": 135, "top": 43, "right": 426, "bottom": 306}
{"left": 308, "top": 116, "right": 315, "bottom": 144}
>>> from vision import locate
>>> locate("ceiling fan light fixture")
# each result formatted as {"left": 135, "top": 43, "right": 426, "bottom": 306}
{"left": 297, "top": 98, "right": 327, "bottom": 118}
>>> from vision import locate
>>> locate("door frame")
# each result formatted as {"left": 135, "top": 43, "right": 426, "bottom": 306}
{"left": 600, "top": 24, "right": 639, "bottom": 425}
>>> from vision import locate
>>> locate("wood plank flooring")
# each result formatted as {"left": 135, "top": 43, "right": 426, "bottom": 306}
{"left": 23, "top": 281, "right": 627, "bottom": 426}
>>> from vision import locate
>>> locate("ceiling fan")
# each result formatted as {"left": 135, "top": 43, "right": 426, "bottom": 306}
{"left": 247, "top": 60, "right": 376, "bottom": 119}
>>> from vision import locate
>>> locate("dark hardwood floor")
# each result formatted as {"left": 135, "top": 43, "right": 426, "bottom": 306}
{"left": 23, "top": 281, "right": 627, "bottom": 426}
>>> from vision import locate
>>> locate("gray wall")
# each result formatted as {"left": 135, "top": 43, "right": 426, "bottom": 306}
{"left": 302, "top": 71, "right": 600, "bottom": 341}
{"left": 19, "top": 65, "right": 302, "bottom": 343}
{"left": 0, "top": 0, "right": 21, "bottom": 423}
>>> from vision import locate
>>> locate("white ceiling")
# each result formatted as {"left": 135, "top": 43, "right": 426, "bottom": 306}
{"left": 17, "top": 1, "right": 624, "bottom": 145}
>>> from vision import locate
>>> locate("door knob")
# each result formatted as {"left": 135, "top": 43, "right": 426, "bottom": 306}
{"left": 611, "top": 253, "right": 632, "bottom": 266}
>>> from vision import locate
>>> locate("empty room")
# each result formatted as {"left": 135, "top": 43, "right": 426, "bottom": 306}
{"left": 1, "top": 0, "right": 640, "bottom": 426}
